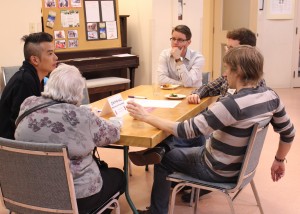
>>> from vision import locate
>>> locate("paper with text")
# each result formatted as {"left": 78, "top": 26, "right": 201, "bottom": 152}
{"left": 100, "top": 94, "right": 128, "bottom": 117}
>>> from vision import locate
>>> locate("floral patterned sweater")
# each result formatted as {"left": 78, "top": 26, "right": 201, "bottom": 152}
{"left": 15, "top": 96, "right": 121, "bottom": 199}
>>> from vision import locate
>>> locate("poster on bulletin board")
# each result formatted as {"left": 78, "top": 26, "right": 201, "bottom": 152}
{"left": 42, "top": 0, "right": 121, "bottom": 52}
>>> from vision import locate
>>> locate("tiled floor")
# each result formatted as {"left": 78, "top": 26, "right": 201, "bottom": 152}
{"left": 1, "top": 88, "right": 299, "bottom": 214}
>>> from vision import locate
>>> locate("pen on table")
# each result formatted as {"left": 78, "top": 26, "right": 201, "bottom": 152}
{"left": 128, "top": 95, "right": 147, "bottom": 99}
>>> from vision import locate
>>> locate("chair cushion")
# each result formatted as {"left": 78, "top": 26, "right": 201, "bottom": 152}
{"left": 168, "top": 172, "right": 236, "bottom": 190}
{"left": 86, "top": 77, "right": 130, "bottom": 88}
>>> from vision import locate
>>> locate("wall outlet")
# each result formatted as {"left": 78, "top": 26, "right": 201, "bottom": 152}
{"left": 29, "top": 23, "right": 36, "bottom": 33}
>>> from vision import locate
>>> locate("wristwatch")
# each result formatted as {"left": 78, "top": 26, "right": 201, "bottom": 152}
{"left": 175, "top": 57, "right": 183, "bottom": 63}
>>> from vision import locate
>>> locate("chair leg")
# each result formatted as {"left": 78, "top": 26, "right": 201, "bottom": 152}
{"left": 113, "top": 199, "right": 120, "bottom": 214}
{"left": 97, "top": 199, "right": 120, "bottom": 214}
{"left": 232, "top": 188, "right": 243, "bottom": 201}
{"left": 190, "top": 187, "right": 195, "bottom": 207}
{"left": 168, "top": 184, "right": 184, "bottom": 214}
{"left": 250, "top": 180, "right": 264, "bottom": 214}
{"left": 222, "top": 191, "right": 236, "bottom": 214}
{"left": 194, "top": 188, "right": 200, "bottom": 214}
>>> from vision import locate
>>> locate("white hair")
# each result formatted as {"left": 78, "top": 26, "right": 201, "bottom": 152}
{"left": 42, "top": 63, "right": 85, "bottom": 105}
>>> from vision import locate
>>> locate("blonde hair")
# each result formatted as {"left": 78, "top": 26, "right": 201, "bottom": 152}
{"left": 223, "top": 45, "right": 264, "bottom": 84}
{"left": 42, "top": 63, "right": 85, "bottom": 105}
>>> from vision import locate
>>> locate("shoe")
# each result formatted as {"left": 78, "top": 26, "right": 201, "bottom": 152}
{"left": 137, "top": 208, "right": 151, "bottom": 214}
{"left": 129, "top": 147, "right": 165, "bottom": 166}
{"left": 181, "top": 189, "right": 211, "bottom": 203}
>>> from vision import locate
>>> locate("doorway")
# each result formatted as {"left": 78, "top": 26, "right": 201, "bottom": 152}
{"left": 292, "top": 0, "right": 300, "bottom": 87}
{"left": 212, "top": 0, "right": 258, "bottom": 79}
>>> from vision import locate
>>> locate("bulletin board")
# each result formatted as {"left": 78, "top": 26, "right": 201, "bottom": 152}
{"left": 42, "top": 0, "right": 121, "bottom": 52}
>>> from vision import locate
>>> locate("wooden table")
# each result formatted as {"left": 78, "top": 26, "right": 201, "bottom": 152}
{"left": 90, "top": 85, "right": 217, "bottom": 213}
{"left": 91, "top": 85, "right": 217, "bottom": 147}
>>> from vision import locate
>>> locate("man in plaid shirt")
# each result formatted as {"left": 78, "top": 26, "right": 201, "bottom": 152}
{"left": 188, "top": 28, "right": 266, "bottom": 104}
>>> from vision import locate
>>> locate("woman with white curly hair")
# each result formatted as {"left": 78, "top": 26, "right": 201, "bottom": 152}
{"left": 15, "top": 63, "right": 125, "bottom": 214}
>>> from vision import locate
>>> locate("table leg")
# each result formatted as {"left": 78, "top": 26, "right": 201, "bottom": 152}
{"left": 123, "top": 146, "right": 138, "bottom": 214}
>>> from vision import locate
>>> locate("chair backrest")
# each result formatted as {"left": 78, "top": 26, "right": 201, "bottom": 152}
{"left": 202, "top": 72, "right": 210, "bottom": 85}
{"left": 82, "top": 79, "right": 90, "bottom": 105}
{"left": 0, "top": 137, "right": 78, "bottom": 214}
{"left": 235, "top": 118, "right": 271, "bottom": 190}
{"left": 2, "top": 66, "right": 21, "bottom": 86}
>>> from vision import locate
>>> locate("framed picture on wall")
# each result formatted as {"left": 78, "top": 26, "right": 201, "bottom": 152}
{"left": 266, "top": 0, "right": 295, "bottom": 19}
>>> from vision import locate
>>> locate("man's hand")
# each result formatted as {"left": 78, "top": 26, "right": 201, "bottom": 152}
{"left": 171, "top": 47, "right": 182, "bottom": 60}
{"left": 271, "top": 160, "right": 285, "bottom": 182}
{"left": 187, "top": 94, "right": 200, "bottom": 104}
{"left": 126, "top": 100, "right": 150, "bottom": 122}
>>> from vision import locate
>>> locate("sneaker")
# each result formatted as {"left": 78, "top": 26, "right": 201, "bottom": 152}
{"left": 181, "top": 189, "right": 211, "bottom": 203}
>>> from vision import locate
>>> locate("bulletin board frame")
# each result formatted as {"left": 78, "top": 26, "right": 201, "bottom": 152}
{"left": 42, "top": 0, "right": 121, "bottom": 52}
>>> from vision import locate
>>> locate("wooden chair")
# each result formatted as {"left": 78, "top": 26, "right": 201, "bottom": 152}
{"left": 167, "top": 118, "right": 270, "bottom": 214}
{"left": 0, "top": 137, "right": 120, "bottom": 214}
{"left": 81, "top": 78, "right": 91, "bottom": 105}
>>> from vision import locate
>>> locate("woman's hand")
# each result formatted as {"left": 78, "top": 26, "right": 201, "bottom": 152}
{"left": 126, "top": 100, "right": 150, "bottom": 122}
{"left": 187, "top": 94, "right": 200, "bottom": 104}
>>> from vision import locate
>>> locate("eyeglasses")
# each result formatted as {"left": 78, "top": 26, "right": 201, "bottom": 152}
{"left": 170, "top": 37, "right": 188, "bottom": 43}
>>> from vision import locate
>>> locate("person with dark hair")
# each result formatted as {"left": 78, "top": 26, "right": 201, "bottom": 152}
{"left": 188, "top": 27, "right": 264, "bottom": 104}
{"left": 127, "top": 46, "right": 295, "bottom": 214}
{"left": 0, "top": 32, "right": 58, "bottom": 139}
{"left": 157, "top": 25, "right": 205, "bottom": 87}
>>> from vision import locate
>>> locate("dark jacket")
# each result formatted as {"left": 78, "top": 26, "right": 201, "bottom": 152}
{"left": 0, "top": 61, "right": 44, "bottom": 139}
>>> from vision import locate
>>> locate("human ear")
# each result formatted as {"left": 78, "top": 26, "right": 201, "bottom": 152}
{"left": 29, "top": 56, "right": 40, "bottom": 66}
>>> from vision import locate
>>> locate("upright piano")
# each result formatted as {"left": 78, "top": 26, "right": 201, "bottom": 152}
{"left": 56, "top": 47, "right": 139, "bottom": 89}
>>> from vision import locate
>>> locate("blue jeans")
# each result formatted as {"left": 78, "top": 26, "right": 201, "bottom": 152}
{"left": 149, "top": 146, "right": 236, "bottom": 214}
{"left": 158, "top": 134, "right": 206, "bottom": 150}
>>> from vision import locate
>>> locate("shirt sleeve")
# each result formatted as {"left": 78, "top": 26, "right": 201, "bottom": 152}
{"left": 88, "top": 111, "right": 121, "bottom": 147}
{"left": 157, "top": 50, "right": 182, "bottom": 85}
{"left": 270, "top": 99, "right": 295, "bottom": 143}
{"left": 176, "top": 54, "right": 205, "bottom": 87}
{"left": 191, "top": 76, "right": 225, "bottom": 98}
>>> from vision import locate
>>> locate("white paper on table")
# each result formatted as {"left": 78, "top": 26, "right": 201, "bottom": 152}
{"left": 125, "top": 99, "right": 181, "bottom": 108}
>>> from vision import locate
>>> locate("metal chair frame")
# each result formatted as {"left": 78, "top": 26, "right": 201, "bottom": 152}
{"left": 0, "top": 137, "right": 120, "bottom": 214}
{"left": 167, "top": 119, "right": 270, "bottom": 214}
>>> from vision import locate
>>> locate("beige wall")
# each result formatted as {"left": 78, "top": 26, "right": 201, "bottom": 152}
{"left": 0, "top": 0, "right": 298, "bottom": 88}
{"left": 118, "top": 0, "right": 154, "bottom": 85}
{"left": 0, "top": 1, "right": 41, "bottom": 67}
{"left": 119, "top": 0, "right": 203, "bottom": 86}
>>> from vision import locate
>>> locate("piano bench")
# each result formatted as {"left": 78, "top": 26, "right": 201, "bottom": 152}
{"left": 86, "top": 77, "right": 130, "bottom": 96}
